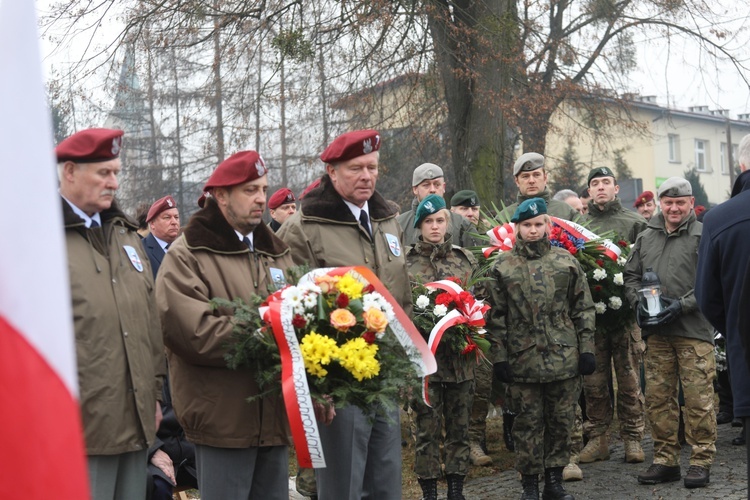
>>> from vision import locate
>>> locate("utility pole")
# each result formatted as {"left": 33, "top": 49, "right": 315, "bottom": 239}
{"left": 727, "top": 119, "right": 735, "bottom": 191}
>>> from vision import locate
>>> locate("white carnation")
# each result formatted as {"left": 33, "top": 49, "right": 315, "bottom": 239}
{"left": 415, "top": 295, "right": 430, "bottom": 310}
{"left": 613, "top": 273, "right": 624, "bottom": 286}
{"left": 594, "top": 301, "right": 607, "bottom": 314}
{"left": 434, "top": 304, "right": 448, "bottom": 317}
{"left": 608, "top": 296, "right": 623, "bottom": 310}
{"left": 302, "top": 294, "right": 318, "bottom": 309}
{"left": 593, "top": 269, "right": 607, "bottom": 281}
{"left": 617, "top": 256, "right": 627, "bottom": 266}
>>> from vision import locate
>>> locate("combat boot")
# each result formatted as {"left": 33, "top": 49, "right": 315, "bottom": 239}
{"left": 520, "top": 474, "right": 539, "bottom": 500}
{"left": 562, "top": 453, "right": 583, "bottom": 482}
{"left": 503, "top": 412, "right": 516, "bottom": 451}
{"left": 446, "top": 474, "right": 466, "bottom": 500}
{"left": 542, "top": 467, "right": 574, "bottom": 500}
{"left": 624, "top": 440, "right": 645, "bottom": 463}
{"left": 417, "top": 477, "right": 438, "bottom": 500}
{"left": 637, "top": 463, "right": 681, "bottom": 484}
{"left": 578, "top": 434, "right": 609, "bottom": 463}
{"left": 469, "top": 441, "right": 493, "bottom": 466}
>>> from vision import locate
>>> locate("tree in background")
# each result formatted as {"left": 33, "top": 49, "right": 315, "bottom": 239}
{"left": 550, "top": 140, "right": 584, "bottom": 192}
{"left": 612, "top": 148, "right": 634, "bottom": 180}
{"left": 684, "top": 166, "right": 710, "bottom": 208}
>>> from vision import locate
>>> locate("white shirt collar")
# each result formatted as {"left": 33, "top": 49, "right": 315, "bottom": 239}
{"left": 152, "top": 234, "right": 170, "bottom": 251}
{"left": 62, "top": 196, "right": 102, "bottom": 228}
{"left": 343, "top": 200, "right": 369, "bottom": 222}
{"left": 235, "top": 230, "right": 254, "bottom": 251}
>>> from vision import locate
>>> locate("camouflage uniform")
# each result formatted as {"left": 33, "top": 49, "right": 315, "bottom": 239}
{"left": 583, "top": 197, "right": 647, "bottom": 443}
{"left": 502, "top": 187, "right": 581, "bottom": 222}
{"left": 406, "top": 236, "right": 480, "bottom": 479}
{"left": 623, "top": 212, "right": 716, "bottom": 468}
{"left": 487, "top": 235, "right": 595, "bottom": 474}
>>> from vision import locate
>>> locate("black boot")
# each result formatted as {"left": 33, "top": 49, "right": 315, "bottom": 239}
{"left": 446, "top": 474, "right": 466, "bottom": 500}
{"left": 503, "top": 412, "right": 516, "bottom": 452}
{"left": 542, "top": 467, "right": 574, "bottom": 500}
{"left": 520, "top": 474, "right": 539, "bottom": 500}
{"left": 417, "top": 478, "right": 438, "bottom": 500}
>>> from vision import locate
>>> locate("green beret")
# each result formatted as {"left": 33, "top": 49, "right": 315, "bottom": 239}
{"left": 511, "top": 197, "right": 547, "bottom": 223}
{"left": 414, "top": 194, "right": 447, "bottom": 228}
{"left": 450, "top": 190, "right": 480, "bottom": 207}
{"left": 587, "top": 166, "right": 616, "bottom": 185}
{"left": 513, "top": 152, "right": 545, "bottom": 176}
{"left": 658, "top": 176, "right": 692, "bottom": 198}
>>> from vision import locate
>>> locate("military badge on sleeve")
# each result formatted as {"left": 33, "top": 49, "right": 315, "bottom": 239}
{"left": 123, "top": 245, "right": 144, "bottom": 272}
{"left": 385, "top": 233, "right": 402, "bottom": 257}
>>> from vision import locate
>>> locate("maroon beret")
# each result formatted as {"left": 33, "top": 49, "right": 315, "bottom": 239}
{"left": 199, "top": 151, "right": 267, "bottom": 207}
{"left": 320, "top": 129, "right": 380, "bottom": 164}
{"left": 56, "top": 128, "right": 124, "bottom": 163}
{"left": 146, "top": 195, "right": 177, "bottom": 222}
{"left": 633, "top": 190, "right": 654, "bottom": 207}
{"left": 299, "top": 178, "right": 322, "bottom": 199}
{"left": 268, "top": 188, "right": 296, "bottom": 210}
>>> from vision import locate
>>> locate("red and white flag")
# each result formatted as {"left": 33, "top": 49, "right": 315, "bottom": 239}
{"left": 0, "top": 1, "right": 90, "bottom": 497}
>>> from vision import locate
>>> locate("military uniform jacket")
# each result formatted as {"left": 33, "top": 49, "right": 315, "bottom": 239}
{"left": 398, "top": 198, "right": 480, "bottom": 248}
{"left": 277, "top": 174, "right": 412, "bottom": 315}
{"left": 64, "top": 199, "right": 164, "bottom": 455}
{"left": 406, "top": 237, "right": 480, "bottom": 382}
{"left": 623, "top": 212, "right": 713, "bottom": 344}
{"left": 502, "top": 188, "right": 580, "bottom": 222}
{"left": 156, "top": 199, "right": 293, "bottom": 448}
{"left": 488, "top": 237, "right": 595, "bottom": 384}
{"left": 586, "top": 197, "right": 647, "bottom": 244}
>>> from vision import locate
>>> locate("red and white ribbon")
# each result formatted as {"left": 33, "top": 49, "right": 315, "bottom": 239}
{"left": 550, "top": 217, "right": 621, "bottom": 261}
{"left": 482, "top": 223, "right": 516, "bottom": 257}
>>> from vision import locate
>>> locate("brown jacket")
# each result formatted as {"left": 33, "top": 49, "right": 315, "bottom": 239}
{"left": 64, "top": 199, "right": 164, "bottom": 455}
{"left": 156, "top": 199, "right": 293, "bottom": 448}
{"left": 276, "top": 174, "right": 412, "bottom": 314}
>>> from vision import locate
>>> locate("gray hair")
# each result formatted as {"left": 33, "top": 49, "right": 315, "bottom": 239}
{"left": 553, "top": 189, "right": 579, "bottom": 202}
{"left": 739, "top": 134, "right": 750, "bottom": 171}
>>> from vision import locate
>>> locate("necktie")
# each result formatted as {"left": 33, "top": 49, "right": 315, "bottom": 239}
{"left": 164, "top": 243, "right": 170, "bottom": 251}
{"left": 359, "top": 211, "right": 371, "bottom": 237}
{"left": 89, "top": 219, "right": 100, "bottom": 228}
{"left": 242, "top": 236, "right": 253, "bottom": 251}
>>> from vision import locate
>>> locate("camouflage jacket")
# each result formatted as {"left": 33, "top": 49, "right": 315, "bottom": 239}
{"left": 587, "top": 197, "right": 647, "bottom": 244}
{"left": 406, "top": 237, "right": 483, "bottom": 382}
{"left": 502, "top": 187, "right": 580, "bottom": 222}
{"left": 488, "top": 236, "right": 595, "bottom": 383}
{"left": 398, "top": 197, "right": 481, "bottom": 248}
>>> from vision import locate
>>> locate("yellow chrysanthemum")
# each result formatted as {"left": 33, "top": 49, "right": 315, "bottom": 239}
{"left": 337, "top": 337, "right": 380, "bottom": 381}
{"left": 300, "top": 331, "right": 339, "bottom": 378}
{"left": 336, "top": 273, "right": 365, "bottom": 300}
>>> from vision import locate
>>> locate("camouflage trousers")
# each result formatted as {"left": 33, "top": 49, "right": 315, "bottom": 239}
{"left": 509, "top": 377, "right": 581, "bottom": 474}
{"left": 412, "top": 379, "right": 474, "bottom": 478}
{"left": 583, "top": 325, "right": 645, "bottom": 441}
{"left": 295, "top": 466, "right": 317, "bottom": 497}
{"left": 468, "top": 361, "right": 491, "bottom": 443}
{"left": 570, "top": 403, "right": 583, "bottom": 456}
{"left": 645, "top": 334, "right": 717, "bottom": 467}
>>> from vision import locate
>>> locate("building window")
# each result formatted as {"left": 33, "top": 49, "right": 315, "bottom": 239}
{"left": 668, "top": 134, "right": 680, "bottom": 162}
{"left": 720, "top": 142, "right": 739, "bottom": 175}
{"left": 695, "top": 139, "right": 708, "bottom": 172}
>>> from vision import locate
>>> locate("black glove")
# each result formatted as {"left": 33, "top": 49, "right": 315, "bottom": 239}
{"left": 636, "top": 302, "right": 659, "bottom": 330}
{"left": 578, "top": 352, "right": 596, "bottom": 375}
{"left": 493, "top": 361, "right": 514, "bottom": 383}
{"left": 654, "top": 296, "right": 682, "bottom": 326}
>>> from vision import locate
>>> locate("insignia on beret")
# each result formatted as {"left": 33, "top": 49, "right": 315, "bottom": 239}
{"left": 414, "top": 194, "right": 447, "bottom": 228}
{"left": 424, "top": 201, "right": 435, "bottom": 212}
{"left": 511, "top": 197, "right": 548, "bottom": 223}
{"left": 320, "top": 129, "right": 381, "bottom": 164}
{"left": 530, "top": 202, "right": 539, "bottom": 215}
{"left": 363, "top": 138, "right": 373, "bottom": 154}
{"left": 111, "top": 136, "right": 122, "bottom": 156}
{"left": 167, "top": 198, "right": 174, "bottom": 208}
{"left": 256, "top": 157, "right": 266, "bottom": 177}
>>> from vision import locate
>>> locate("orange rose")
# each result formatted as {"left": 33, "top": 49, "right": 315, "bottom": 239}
{"left": 330, "top": 308, "right": 357, "bottom": 331}
{"left": 363, "top": 308, "right": 388, "bottom": 333}
{"left": 315, "top": 275, "right": 340, "bottom": 294}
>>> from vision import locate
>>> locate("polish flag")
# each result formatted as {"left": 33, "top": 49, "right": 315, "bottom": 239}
{"left": 0, "top": 1, "right": 90, "bottom": 498}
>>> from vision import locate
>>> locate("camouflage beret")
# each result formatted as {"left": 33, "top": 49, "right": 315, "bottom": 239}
{"left": 513, "top": 152, "right": 545, "bottom": 176}
{"left": 511, "top": 197, "right": 547, "bottom": 223}
{"left": 658, "top": 177, "right": 692, "bottom": 198}
{"left": 587, "top": 166, "right": 616, "bottom": 186}
{"left": 414, "top": 194, "right": 447, "bottom": 228}
{"left": 450, "top": 190, "right": 480, "bottom": 207}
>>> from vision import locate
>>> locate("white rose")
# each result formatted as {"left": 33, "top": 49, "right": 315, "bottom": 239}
{"left": 608, "top": 296, "right": 623, "bottom": 310}
{"left": 434, "top": 304, "right": 448, "bottom": 317}
{"left": 415, "top": 295, "right": 430, "bottom": 310}
{"left": 593, "top": 269, "right": 607, "bottom": 281}
{"left": 613, "top": 273, "right": 624, "bottom": 286}
{"left": 594, "top": 301, "right": 607, "bottom": 314}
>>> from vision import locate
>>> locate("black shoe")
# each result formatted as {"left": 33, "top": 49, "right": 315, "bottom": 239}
{"left": 542, "top": 467, "right": 574, "bottom": 500}
{"left": 716, "top": 411, "right": 734, "bottom": 425}
{"left": 446, "top": 474, "right": 466, "bottom": 500}
{"left": 417, "top": 478, "right": 438, "bottom": 500}
{"left": 732, "top": 417, "right": 743, "bottom": 427}
{"left": 637, "top": 464, "right": 681, "bottom": 484}
{"left": 520, "top": 474, "right": 540, "bottom": 500}
{"left": 503, "top": 413, "right": 516, "bottom": 452}
{"left": 732, "top": 431, "right": 746, "bottom": 446}
{"left": 684, "top": 465, "right": 710, "bottom": 488}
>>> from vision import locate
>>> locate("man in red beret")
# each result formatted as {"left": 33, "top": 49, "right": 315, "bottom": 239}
{"left": 634, "top": 190, "right": 657, "bottom": 221}
{"left": 277, "top": 130, "right": 410, "bottom": 500}
{"left": 142, "top": 195, "right": 180, "bottom": 277}
{"left": 156, "top": 150, "right": 294, "bottom": 499}
{"left": 56, "top": 128, "right": 165, "bottom": 500}
{"left": 267, "top": 187, "right": 297, "bottom": 232}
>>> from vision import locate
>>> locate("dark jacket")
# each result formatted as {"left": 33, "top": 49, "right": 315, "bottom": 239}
{"left": 142, "top": 233, "right": 166, "bottom": 277}
{"left": 587, "top": 197, "right": 647, "bottom": 244}
{"left": 696, "top": 169, "right": 750, "bottom": 417}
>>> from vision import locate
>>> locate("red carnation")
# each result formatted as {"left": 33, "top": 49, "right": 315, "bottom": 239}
{"left": 462, "top": 342, "right": 478, "bottom": 355}
{"left": 618, "top": 240, "right": 628, "bottom": 248}
{"left": 596, "top": 259, "right": 604, "bottom": 267}
{"left": 362, "top": 331, "right": 376, "bottom": 344}
{"left": 292, "top": 314, "right": 307, "bottom": 329}
{"left": 446, "top": 276, "right": 462, "bottom": 284}
{"left": 435, "top": 292, "right": 454, "bottom": 306}
{"left": 336, "top": 293, "right": 350, "bottom": 308}
{"left": 458, "top": 291, "right": 473, "bottom": 305}
{"left": 594, "top": 285, "right": 603, "bottom": 292}
{"left": 363, "top": 284, "right": 375, "bottom": 294}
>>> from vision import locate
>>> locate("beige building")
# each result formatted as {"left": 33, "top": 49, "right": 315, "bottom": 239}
{"left": 545, "top": 96, "right": 750, "bottom": 205}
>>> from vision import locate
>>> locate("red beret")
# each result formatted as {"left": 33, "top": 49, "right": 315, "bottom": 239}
{"left": 199, "top": 151, "right": 267, "bottom": 207}
{"left": 299, "top": 178, "right": 322, "bottom": 199}
{"left": 56, "top": 128, "right": 124, "bottom": 163}
{"left": 633, "top": 190, "right": 654, "bottom": 207}
{"left": 268, "top": 188, "right": 296, "bottom": 210}
{"left": 146, "top": 195, "right": 177, "bottom": 222}
{"left": 320, "top": 129, "right": 380, "bottom": 164}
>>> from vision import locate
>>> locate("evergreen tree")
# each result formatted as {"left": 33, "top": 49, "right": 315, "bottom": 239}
{"left": 683, "top": 166, "right": 710, "bottom": 208}
{"left": 613, "top": 148, "right": 634, "bottom": 180}
{"left": 550, "top": 140, "right": 584, "bottom": 193}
